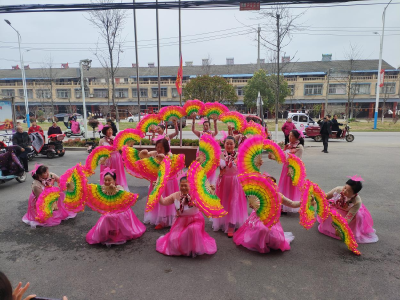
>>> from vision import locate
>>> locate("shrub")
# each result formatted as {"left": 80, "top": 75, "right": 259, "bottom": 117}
{"left": 37, "top": 116, "right": 46, "bottom": 123}
{"left": 88, "top": 119, "right": 99, "bottom": 129}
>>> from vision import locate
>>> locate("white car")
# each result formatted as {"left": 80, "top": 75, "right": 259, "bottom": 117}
{"left": 127, "top": 115, "right": 139, "bottom": 122}
{"left": 287, "top": 112, "right": 316, "bottom": 134}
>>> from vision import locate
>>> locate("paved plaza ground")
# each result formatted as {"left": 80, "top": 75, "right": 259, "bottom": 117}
{"left": 1, "top": 132, "right": 399, "bottom": 300}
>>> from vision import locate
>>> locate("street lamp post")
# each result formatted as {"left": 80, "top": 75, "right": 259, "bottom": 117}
{"left": 4, "top": 19, "right": 30, "bottom": 128}
{"left": 80, "top": 59, "right": 92, "bottom": 139}
{"left": 373, "top": 0, "right": 392, "bottom": 130}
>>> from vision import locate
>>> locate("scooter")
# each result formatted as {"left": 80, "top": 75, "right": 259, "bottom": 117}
{"left": 33, "top": 134, "right": 66, "bottom": 159}
{"left": 65, "top": 122, "right": 85, "bottom": 138}
{"left": 305, "top": 124, "right": 354, "bottom": 142}
{"left": 0, "top": 146, "right": 26, "bottom": 184}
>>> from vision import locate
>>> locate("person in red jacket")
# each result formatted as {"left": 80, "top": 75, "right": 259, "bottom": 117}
{"left": 282, "top": 118, "right": 296, "bottom": 145}
{"left": 28, "top": 121, "right": 44, "bottom": 136}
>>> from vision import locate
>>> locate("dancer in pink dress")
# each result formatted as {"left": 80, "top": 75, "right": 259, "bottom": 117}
{"left": 151, "top": 120, "right": 179, "bottom": 146}
{"left": 156, "top": 176, "right": 217, "bottom": 257}
{"left": 213, "top": 136, "right": 248, "bottom": 237}
{"left": 22, "top": 164, "right": 76, "bottom": 228}
{"left": 86, "top": 169, "right": 146, "bottom": 246}
{"left": 318, "top": 176, "right": 378, "bottom": 244}
{"left": 140, "top": 139, "right": 179, "bottom": 229}
{"left": 272, "top": 129, "right": 304, "bottom": 213}
{"left": 99, "top": 126, "right": 129, "bottom": 191}
{"left": 233, "top": 176, "right": 299, "bottom": 253}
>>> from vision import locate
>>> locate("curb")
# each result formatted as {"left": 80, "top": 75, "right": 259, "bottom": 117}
{"left": 64, "top": 147, "right": 87, "bottom": 151}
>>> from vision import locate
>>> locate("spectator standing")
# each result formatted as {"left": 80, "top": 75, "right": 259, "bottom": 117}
{"left": 320, "top": 116, "right": 332, "bottom": 153}
{"left": 282, "top": 118, "right": 297, "bottom": 145}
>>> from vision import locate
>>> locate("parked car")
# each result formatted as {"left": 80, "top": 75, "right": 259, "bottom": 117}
{"left": 166, "top": 117, "right": 186, "bottom": 129}
{"left": 287, "top": 113, "right": 316, "bottom": 134}
{"left": 127, "top": 115, "right": 140, "bottom": 122}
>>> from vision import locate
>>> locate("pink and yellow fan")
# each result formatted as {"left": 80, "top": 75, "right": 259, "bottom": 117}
{"left": 170, "top": 154, "right": 185, "bottom": 178}
{"left": 146, "top": 156, "right": 171, "bottom": 212}
{"left": 238, "top": 173, "right": 281, "bottom": 228}
{"left": 136, "top": 114, "right": 161, "bottom": 133}
{"left": 330, "top": 209, "right": 361, "bottom": 255}
{"left": 183, "top": 99, "right": 205, "bottom": 118}
{"left": 129, "top": 157, "right": 161, "bottom": 181}
{"left": 114, "top": 128, "right": 144, "bottom": 150}
{"left": 35, "top": 186, "right": 61, "bottom": 223}
{"left": 86, "top": 184, "right": 139, "bottom": 214}
{"left": 237, "top": 136, "right": 264, "bottom": 174}
{"left": 263, "top": 139, "right": 286, "bottom": 164}
{"left": 197, "top": 134, "right": 221, "bottom": 177}
{"left": 200, "top": 102, "right": 229, "bottom": 120}
{"left": 59, "top": 164, "right": 88, "bottom": 213}
{"left": 287, "top": 153, "right": 306, "bottom": 186}
{"left": 187, "top": 161, "right": 227, "bottom": 218}
{"left": 159, "top": 106, "right": 186, "bottom": 122}
{"left": 84, "top": 145, "right": 114, "bottom": 176}
{"left": 242, "top": 122, "right": 266, "bottom": 138}
{"left": 121, "top": 146, "right": 141, "bottom": 177}
{"left": 219, "top": 111, "right": 246, "bottom": 132}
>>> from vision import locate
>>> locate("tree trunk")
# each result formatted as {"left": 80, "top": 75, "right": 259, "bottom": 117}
{"left": 381, "top": 102, "right": 385, "bottom": 123}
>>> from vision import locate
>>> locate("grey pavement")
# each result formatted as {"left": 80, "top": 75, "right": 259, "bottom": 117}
{"left": 1, "top": 132, "right": 399, "bottom": 300}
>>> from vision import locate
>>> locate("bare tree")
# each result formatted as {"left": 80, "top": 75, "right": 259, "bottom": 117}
{"left": 98, "top": 105, "right": 111, "bottom": 119}
{"left": 126, "top": 105, "right": 140, "bottom": 116}
{"left": 380, "top": 83, "right": 391, "bottom": 123}
{"left": 201, "top": 54, "right": 213, "bottom": 76}
{"left": 88, "top": 0, "right": 127, "bottom": 129}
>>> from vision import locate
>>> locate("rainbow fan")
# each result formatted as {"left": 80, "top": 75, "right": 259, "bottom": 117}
{"left": 187, "top": 161, "right": 227, "bottom": 218}
{"left": 330, "top": 209, "right": 361, "bottom": 255}
{"left": 219, "top": 111, "right": 246, "bottom": 132}
{"left": 159, "top": 106, "right": 186, "bottom": 122}
{"left": 129, "top": 157, "right": 161, "bottom": 181}
{"left": 287, "top": 153, "right": 306, "bottom": 186}
{"left": 200, "top": 102, "right": 229, "bottom": 120}
{"left": 311, "top": 182, "right": 330, "bottom": 221}
{"left": 59, "top": 164, "right": 88, "bottom": 213}
{"left": 86, "top": 184, "right": 139, "bottom": 214}
{"left": 170, "top": 154, "right": 185, "bottom": 178}
{"left": 183, "top": 99, "right": 205, "bottom": 117}
{"left": 237, "top": 136, "right": 264, "bottom": 174}
{"left": 35, "top": 187, "right": 61, "bottom": 223}
{"left": 114, "top": 128, "right": 144, "bottom": 150}
{"left": 146, "top": 156, "right": 171, "bottom": 212}
{"left": 198, "top": 134, "right": 221, "bottom": 177}
{"left": 121, "top": 146, "right": 141, "bottom": 177}
{"left": 242, "top": 122, "right": 266, "bottom": 138}
{"left": 136, "top": 114, "right": 161, "bottom": 133}
{"left": 263, "top": 139, "right": 286, "bottom": 164}
{"left": 84, "top": 146, "right": 114, "bottom": 176}
{"left": 238, "top": 173, "right": 281, "bottom": 228}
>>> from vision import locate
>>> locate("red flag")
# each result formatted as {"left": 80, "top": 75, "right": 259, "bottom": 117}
{"left": 379, "top": 69, "right": 385, "bottom": 88}
{"left": 175, "top": 54, "right": 183, "bottom": 95}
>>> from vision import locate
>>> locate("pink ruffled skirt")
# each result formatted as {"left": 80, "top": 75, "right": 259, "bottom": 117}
{"left": 86, "top": 208, "right": 146, "bottom": 245}
{"left": 233, "top": 211, "right": 293, "bottom": 253}
{"left": 318, "top": 204, "right": 378, "bottom": 244}
{"left": 278, "top": 163, "right": 301, "bottom": 213}
{"left": 212, "top": 174, "right": 248, "bottom": 232}
{"left": 144, "top": 178, "right": 179, "bottom": 227}
{"left": 156, "top": 211, "right": 217, "bottom": 257}
{"left": 22, "top": 192, "right": 77, "bottom": 228}
{"left": 100, "top": 151, "right": 129, "bottom": 191}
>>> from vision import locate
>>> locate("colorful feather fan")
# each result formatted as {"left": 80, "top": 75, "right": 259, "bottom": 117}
{"left": 242, "top": 121, "right": 265, "bottom": 138}
{"left": 129, "top": 156, "right": 161, "bottom": 181}
{"left": 59, "top": 164, "right": 87, "bottom": 213}
{"left": 219, "top": 111, "right": 246, "bottom": 132}
{"left": 330, "top": 209, "right": 361, "bottom": 255}
{"left": 238, "top": 173, "right": 281, "bottom": 228}
{"left": 199, "top": 102, "right": 229, "bottom": 120}
{"left": 113, "top": 128, "right": 144, "bottom": 150}
{"left": 198, "top": 134, "right": 221, "bottom": 177}
{"left": 121, "top": 146, "right": 141, "bottom": 177}
{"left": 237, "top": 136, "right": 264, "bottom": 174}
{"left": 183, "top": 99, "right": 205, "bottom": 117}
{"left": 287, "top": 153, "right": 306, "bottom": 186}
{"left": 86, "top": 184, "right": 139, "bottom": 214}
{"left": 146, "top": 156, "right": 171, "bottom": 212}
{"left": 35, "top": 187, "right": 61, "bottom": 223}
{"left": 84, "top": 146, "right": 114, "bottom": 176}
{"left": 136, "top": 114, "right": 161, "bottom": 133}
{"left": 159, "top": 106, "right": 186, "bottom": 122}
{"left": 187, "top": 161, "right": 227, "bottom": 218}
{"left": 263, "top": 139, "right": 286, "bottom": 164}
{"left": 170, "top": 154, "right": 185, "bottom": 178}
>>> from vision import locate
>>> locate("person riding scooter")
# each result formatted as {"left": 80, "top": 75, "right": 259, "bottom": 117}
{"left": 331, "top": 115, "right": 343, "bottom": 138}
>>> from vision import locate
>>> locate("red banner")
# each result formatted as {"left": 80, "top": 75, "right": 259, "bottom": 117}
{"left": 175, "top": 54, "right": 183, "bottom": 95}
{"left": 379, "top": 69, "right": 385, "bottom": 87}
{"left": 240, "top": 2, "right": 260, "bottom": 11}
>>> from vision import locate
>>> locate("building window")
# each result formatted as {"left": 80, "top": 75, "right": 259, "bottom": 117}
{"left": 94, "top": 89, "right": 108, "bottom": 98}
{"left": 132, "top": 88, "right": 138, "bottom": 97}
{"left": 378, "top": 82, "right": 396, "bottom": 94}
{"left": 140, "top": 88, "right": 148, "bottom": 97}
{"left": 18, "top": 89, "right": 33, "bottom": 99}
{"left": 115, "top": 89, "right": 128, "bottom": 98}
{"left": 160, "top": 87, "right": 168, "bottom": 97}
{"left": 74, "top": 88, "right": 89, "bottom": 98}
{"left": 288, "top": 85, "right": 295, "bottom": 96}
{"left": 351, "top": 83, "right": 370, "bottom": 95}
{"left": 304, "top": 84, "right": 323, "bottom": 95}
{"left": 56, "top": 89, "right": 70, "bottom": 99}
{"left": 236, "top": 87, "right": 244, "bottom": 96}
{"left": 172, "top": 88, "right": 178, "bottom": 98}
{"left": 328, "top": 84, "right": 346, "bottom": 95}
{"left": 1, "top": 89, "right": 15, "bottom": 97}
{"left": 36, "top": 89, "right": 51, "bottom": 99}
{"left": 151, "top": 88, "right": 158, "bottom": 98}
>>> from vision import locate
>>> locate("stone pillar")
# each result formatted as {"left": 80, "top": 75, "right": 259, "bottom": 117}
{"left": 368, "top": 103, "right": 374, "bottom": 118}
{"left": 321, "top": 103, "right": 325, "bottom": 118}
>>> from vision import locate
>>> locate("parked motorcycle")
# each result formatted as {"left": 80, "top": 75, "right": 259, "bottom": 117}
{"left": 0, "top": 146, "right": 26, "bottom": 184}
{"left": 305, "top": 124, "right": 354, "bottom": 142}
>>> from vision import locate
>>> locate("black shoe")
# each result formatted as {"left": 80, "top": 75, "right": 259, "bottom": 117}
{"left": 24, "top": 169, "right": 29, "bottom": 172}
{"left": 324, "top": 151, "right": 328, "bottom": 153}
{"left": 321, "top": 150, "right": 324, "bottom": 152}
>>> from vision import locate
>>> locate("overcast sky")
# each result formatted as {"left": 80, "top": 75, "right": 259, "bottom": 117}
{"left": 1, "top": 0, "right": 399, "bottom": 71}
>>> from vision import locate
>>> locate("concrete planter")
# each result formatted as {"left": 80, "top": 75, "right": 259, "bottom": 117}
{"left": 132, "top": 145, "right": 198, "bottom": 167}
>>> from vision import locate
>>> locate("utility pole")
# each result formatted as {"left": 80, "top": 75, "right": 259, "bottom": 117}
{"left": 275, "top": 13, "right": 281, "bottom": 142}
{"left": 133, "top": 0, "right": 141, "bottom": 121}
{"left": 179, "top": 0, "right": 183, "bottom": 147}
{"left": 156, "top": 0, "right": 161, "bottom": 111}
{"left": 325, "top": 68, "right": 331, "bottom": 115}
{"left": 80, "top": 59, "right": 92, "bottom": 139}
{"left": 257, "top": 25, "right": 261, "bottom": 71}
